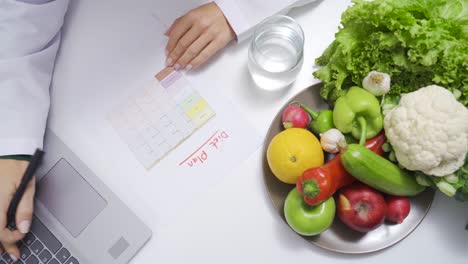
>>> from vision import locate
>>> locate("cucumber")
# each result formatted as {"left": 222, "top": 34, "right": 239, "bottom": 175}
{"left": 341, "top": 144, "right": 425, "bottom": 196}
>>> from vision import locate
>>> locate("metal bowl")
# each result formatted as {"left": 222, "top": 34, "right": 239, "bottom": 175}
{"left": 262, "top": 83, "right": 435, "bottom": 254}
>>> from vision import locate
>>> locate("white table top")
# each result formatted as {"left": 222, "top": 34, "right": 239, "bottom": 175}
{"left": 50, "top": 0, "right": 468, "bottom": 263}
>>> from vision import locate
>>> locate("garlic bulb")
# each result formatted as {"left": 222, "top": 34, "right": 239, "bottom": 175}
{"left": 362, "top": 71, "right": 391, "bottom": 96}
{"left": 320, "top": 129, "right": 347, "bottom": 154}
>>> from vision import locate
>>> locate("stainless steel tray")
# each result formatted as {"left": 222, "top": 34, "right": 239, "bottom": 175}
{"left": 262, "top": 83, "right": 435, "bottom": 254}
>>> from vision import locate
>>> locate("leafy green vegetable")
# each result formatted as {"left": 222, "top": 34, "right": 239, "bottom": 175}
{"left": 313, "top": 0, "right": 468, "bottom": 106}
{"left": 417, "top": 155, "right": 468, "bottom": 201}
{"left": 454, "top": 156, "right": 468, "bottom": 201}
{"left": 381, "top": 95, "right": 400, "bottom": 116}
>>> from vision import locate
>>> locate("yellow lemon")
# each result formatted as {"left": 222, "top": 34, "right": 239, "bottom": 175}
{"left": 267, "top": 128, "right": 324, "bottom": 184}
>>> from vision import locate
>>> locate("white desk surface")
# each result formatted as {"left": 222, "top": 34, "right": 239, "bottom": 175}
{"left": 49, "top": 0, "right": 468, "bottom": 263}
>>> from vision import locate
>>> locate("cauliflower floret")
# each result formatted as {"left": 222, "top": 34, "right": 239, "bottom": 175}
{"left": 384, "top": 85, "right": 468, "bottom": 176}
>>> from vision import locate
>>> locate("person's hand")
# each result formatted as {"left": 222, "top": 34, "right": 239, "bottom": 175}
{"left": 165, "top": 2, "right": 236, "bottom": 71}
{"left": 0, "top": 159, "right": 35, "bottom": 261}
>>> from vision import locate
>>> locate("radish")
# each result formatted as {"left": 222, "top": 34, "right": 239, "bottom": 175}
{"left": 385, "top": 195, "right": 411, "bottom": 224}
{"left": 282, "top": 105, "right": 310, "bottom": 129}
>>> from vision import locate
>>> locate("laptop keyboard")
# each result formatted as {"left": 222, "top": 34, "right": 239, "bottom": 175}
{"left": 1, "top": 216, "right": 79, "bottom": 264}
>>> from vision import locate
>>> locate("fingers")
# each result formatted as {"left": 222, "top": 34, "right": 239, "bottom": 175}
{"left": 3, "top": 242, "right": 20, "bottom": 262}
{"left": 0, "top": 184, "right": 22, "bottom": 244}
{"left": 166, "top": 25, "right": 204, "bottom": 69}
{"left": 15, "top": 177, "right": 35, "bottom": 234}
{"left": 164, "top": 2, "right": 236, "bottom": 70}
{"left": 0, "top": 184, "right": 12, "bottom": 230}
{"left": 189, "top": 40, "right": 225, "bottom": 70}
{"left": 165, "top": 16, "right": 192, "bottom": 62}
{"left": 0, "top": 198, "right": 24, "bottom": 243}
{"left": 0, "top": 228, "right": 24, "bottom": 245}
{"left": 174, "top": 33, "right": 212, "bottom": 69}
{"left": 0, "top": 163, "right": 30, "bottom": 262}
{"left": 164, "top": 20, "right": 176, "bottom": 37}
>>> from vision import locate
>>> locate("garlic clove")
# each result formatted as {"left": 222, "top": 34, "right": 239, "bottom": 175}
{"left": 320, "top": 128, "right": 347, "bottom": 154}
{"left": 362, "top": 71, "right": 391, "bottom": 96}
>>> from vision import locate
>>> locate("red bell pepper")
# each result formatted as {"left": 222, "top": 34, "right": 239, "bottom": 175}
{"left": 297, "top": 133, "right": 386, "bottom": 206}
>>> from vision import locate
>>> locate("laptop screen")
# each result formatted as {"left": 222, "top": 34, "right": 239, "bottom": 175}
{"left": 36, "top": 158, "right": 108, "bottom": 237}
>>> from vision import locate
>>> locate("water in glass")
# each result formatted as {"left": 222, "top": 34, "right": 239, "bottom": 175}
{"left": 248, "top": 16, "right": 304, "bottom": 91}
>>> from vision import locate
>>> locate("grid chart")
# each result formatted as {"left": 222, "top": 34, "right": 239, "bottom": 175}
{"left": 109, "top": 71, "right": 215, "bottom": 168}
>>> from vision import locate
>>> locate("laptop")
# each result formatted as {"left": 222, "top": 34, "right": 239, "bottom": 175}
{"left": 1, "top": 130, "right": 152, "bottom": 264}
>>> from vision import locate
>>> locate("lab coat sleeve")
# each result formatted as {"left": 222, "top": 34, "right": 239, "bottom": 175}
{"left": 215, "top": 0, "right": 316, "bottom": 42}
{"left": 0, "top": 0, "right": 69, "bottom": 155}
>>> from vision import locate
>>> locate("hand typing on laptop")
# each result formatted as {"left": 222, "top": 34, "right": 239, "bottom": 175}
{"left": 0, "top": 160, "right": 35, "bottom": 262}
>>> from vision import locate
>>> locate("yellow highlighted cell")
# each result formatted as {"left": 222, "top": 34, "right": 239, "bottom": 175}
{"left": 185, "top": 99, "right": 208, "bottom": 118}
{"left": 191, "top": 105, "right": 216, "bottom": 127}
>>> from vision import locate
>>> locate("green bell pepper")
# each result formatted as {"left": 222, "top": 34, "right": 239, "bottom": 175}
{"left": 333, "top": 87, "right": 383, "bottom": 140}
{"left": 300, "top": 104, "right": 334, "bottom": 135}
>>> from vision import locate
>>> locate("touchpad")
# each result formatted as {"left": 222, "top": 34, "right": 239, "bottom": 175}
{"left": 37, "top": 159, "right": 107, "bottom": 237}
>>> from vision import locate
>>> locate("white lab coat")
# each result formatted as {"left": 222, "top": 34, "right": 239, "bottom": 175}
{"left": 0, "top": 0, "right": 315, "bottom": 155}
{"left": 0, "top": 0, "right": 68, "bottom": 156}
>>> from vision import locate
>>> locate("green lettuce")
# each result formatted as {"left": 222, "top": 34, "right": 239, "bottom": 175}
{"left": 313, "top": 0, "right": 468, "bottom": 106}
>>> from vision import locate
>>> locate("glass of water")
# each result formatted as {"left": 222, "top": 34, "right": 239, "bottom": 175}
{"left": 248, "top": 15, "right": 304, "bottom": 91}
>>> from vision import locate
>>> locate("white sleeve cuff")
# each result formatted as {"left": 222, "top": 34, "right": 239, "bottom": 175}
{"left": 215, "top": 0, "right": 318, "bottom": 42}
{"left": 215, "top": 0, "right": 252, "bottom": 42}
{"left": 0, "top": 137, "right": 43, "bottom": 156}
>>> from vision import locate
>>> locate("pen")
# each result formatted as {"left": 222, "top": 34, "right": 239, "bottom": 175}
{"left": 6, "top": 149, "right": 45, "bottom": 229}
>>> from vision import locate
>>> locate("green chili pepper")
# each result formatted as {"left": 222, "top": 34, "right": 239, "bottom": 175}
{"left": 300, "top": 104, "right": 334, "bottom": 135}
{"left": 333, "top": 87, "right": 383, "bottom": 140}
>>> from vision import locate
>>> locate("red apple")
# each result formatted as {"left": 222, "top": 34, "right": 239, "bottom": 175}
{"left": 337, "top": 182, "right": 387, "bottom": 233}
{"left": 385, "top": 195, "right": 411, "bottom": 224}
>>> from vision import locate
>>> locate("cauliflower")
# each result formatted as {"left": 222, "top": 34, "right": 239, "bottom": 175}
{"left": 384, "top": 85, "right": 468, "bottom": 176}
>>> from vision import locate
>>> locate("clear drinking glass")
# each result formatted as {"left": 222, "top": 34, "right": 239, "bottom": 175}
{"left": 248, "top": 15, "right": 305, "bottom": 91}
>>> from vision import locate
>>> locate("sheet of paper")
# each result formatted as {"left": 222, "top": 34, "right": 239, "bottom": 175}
{"left": 105, "top": 61, "right": 262, "bottom": 219}
{"left": 109, "top": 70, "right": 215, "bottom": 168}
{"left": 128, "top": 89, "right": 262, "bottom": 221}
